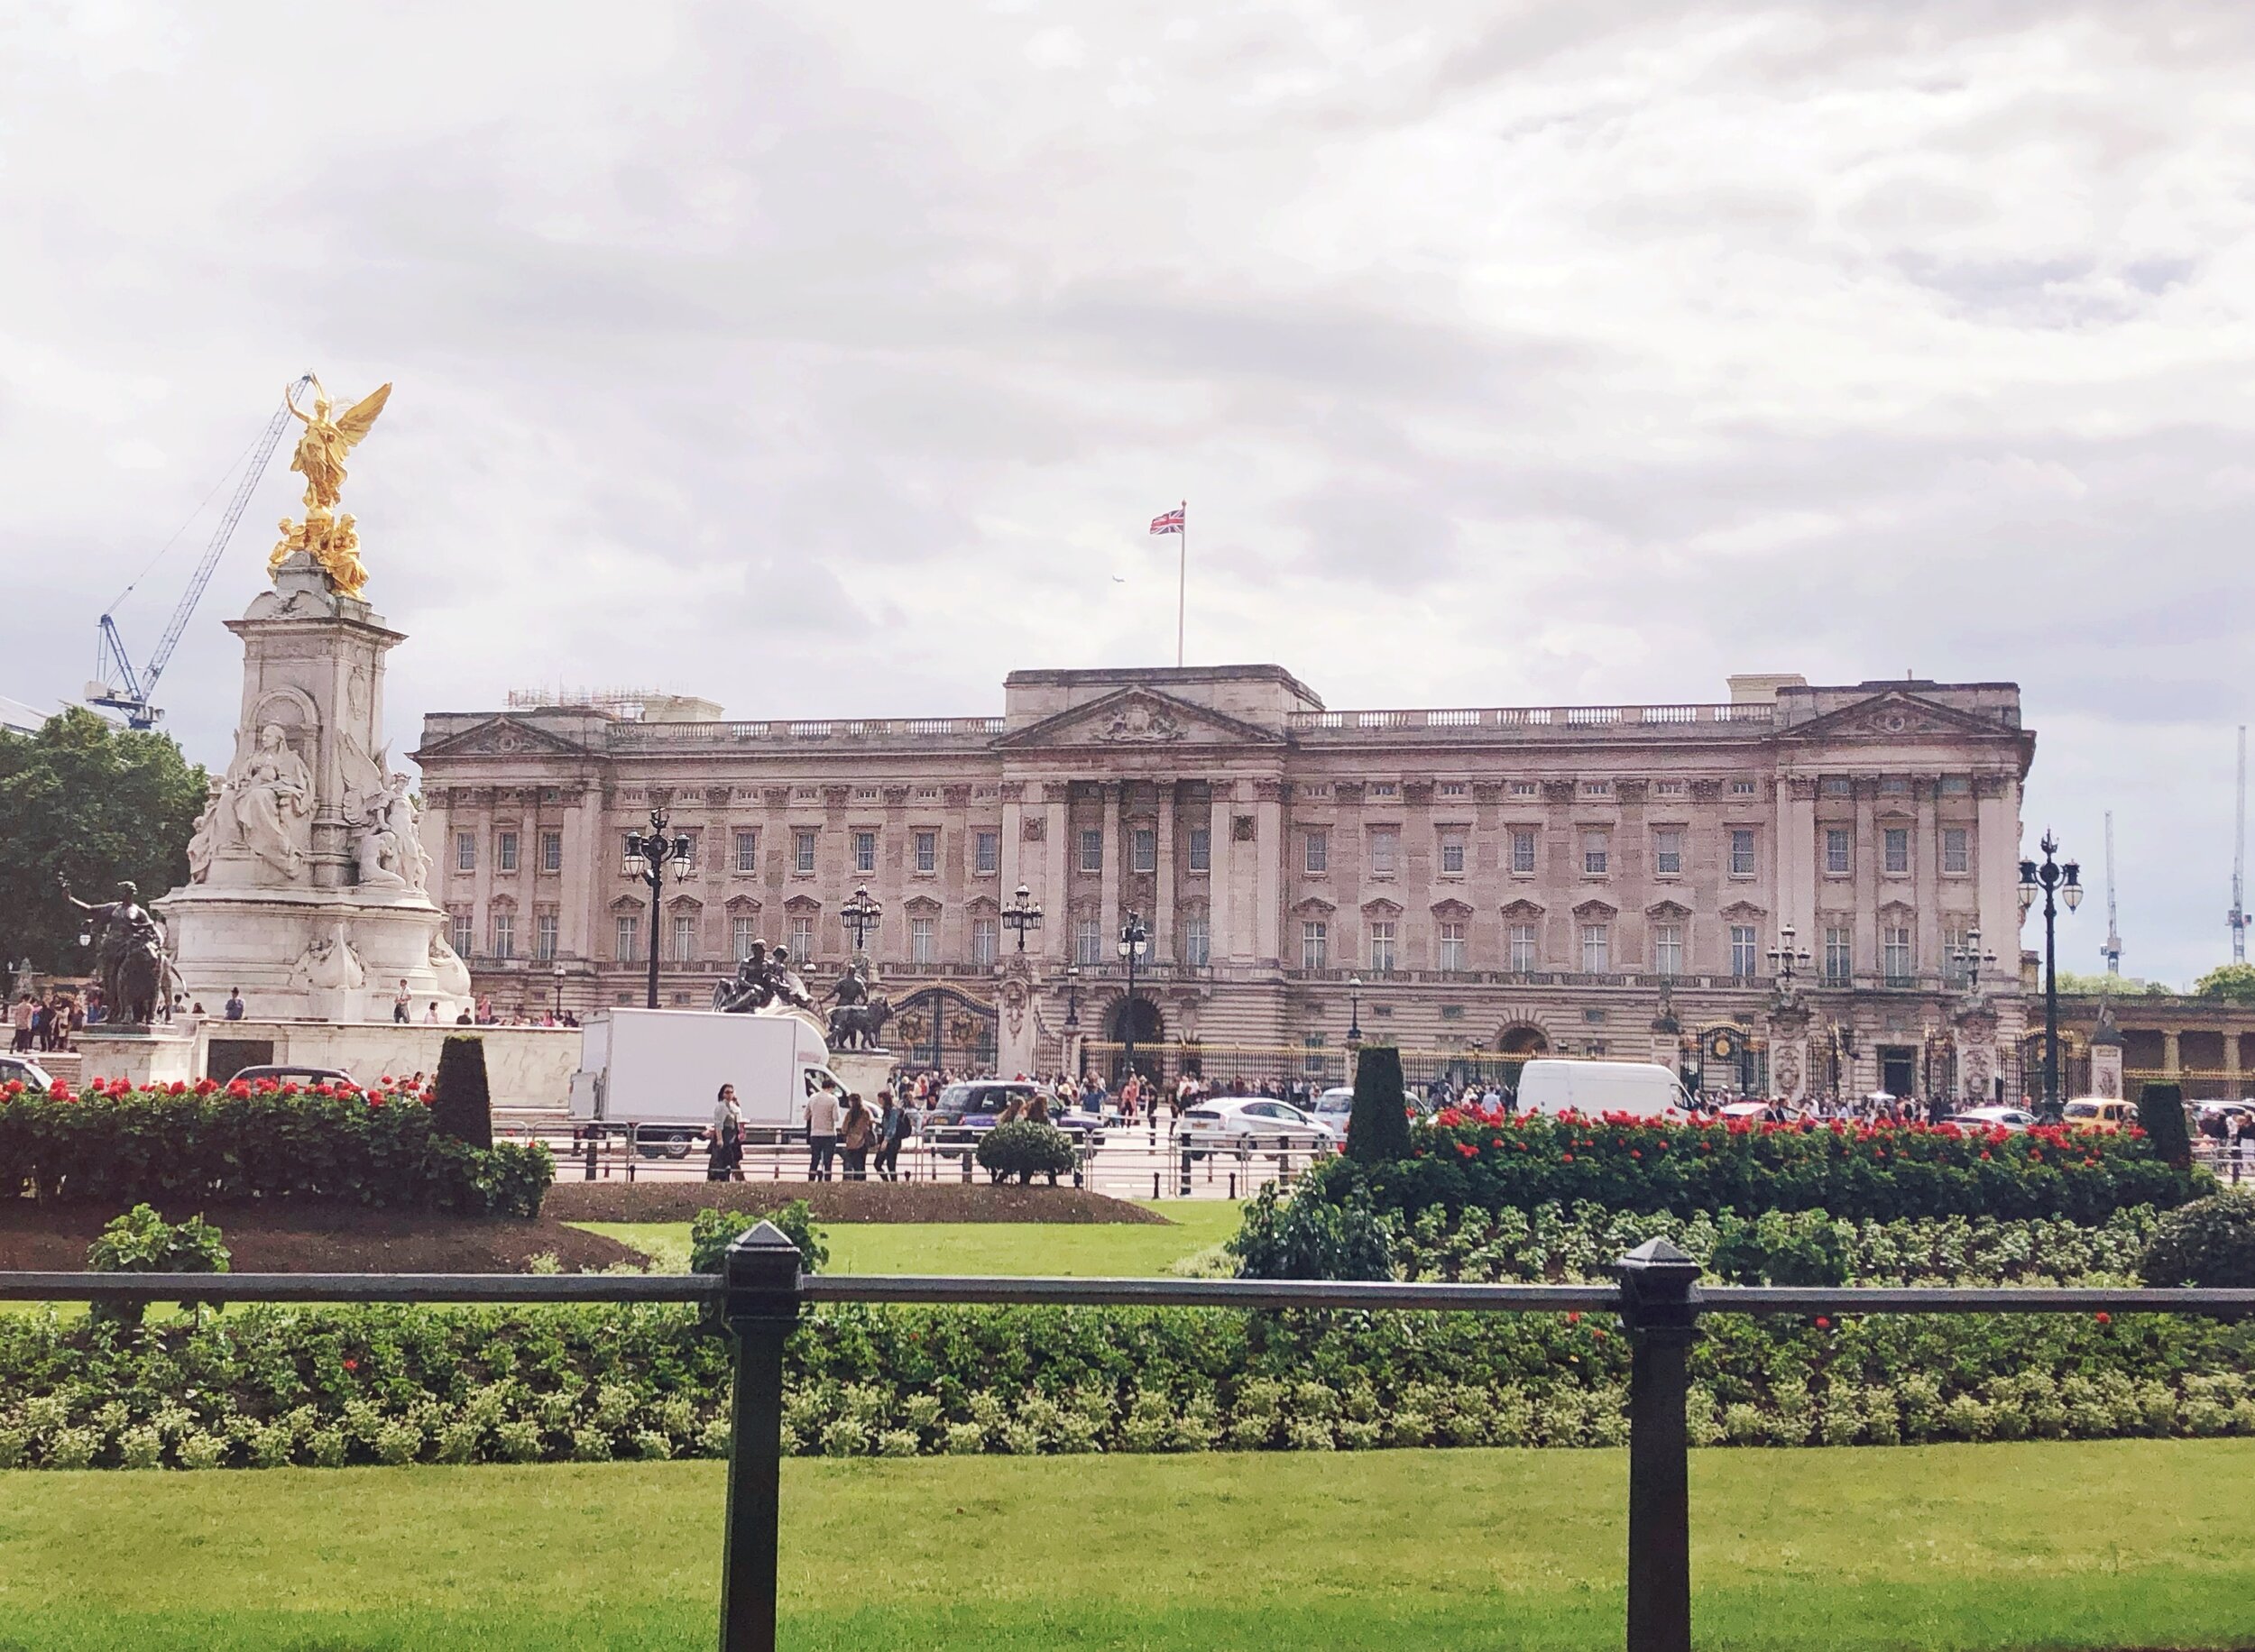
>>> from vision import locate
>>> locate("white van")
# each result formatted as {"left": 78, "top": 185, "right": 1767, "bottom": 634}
{"left": 568, "top": 1007, "right": 844, "bottom": 1156}
{"left": 1514, "top": 1059, "right": 1690, "bottom": 1120}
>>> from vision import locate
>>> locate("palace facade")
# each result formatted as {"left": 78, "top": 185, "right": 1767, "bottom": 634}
{"left": 413, "top": 665, "right": 2039, "bottom": 1101}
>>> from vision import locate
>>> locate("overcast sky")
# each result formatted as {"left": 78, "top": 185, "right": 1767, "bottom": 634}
{"left": 4, "top": 2, "right": 2250, "bottom": 987}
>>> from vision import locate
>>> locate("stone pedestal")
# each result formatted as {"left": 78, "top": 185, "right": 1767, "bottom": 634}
{"left": 832, "top": 1050, "right": 900, "bottom": 1102}
{"left": 997, "top": 961, "right": 1039, "bottom": 1078}
{"left": 78, "top": 1023, "right": 198, "bottom": 1088}
{"left": 153, "top": 557, "right": 466, "bottom": 1024}
{"left": 2091, "top": 1040, "right": 2125, "bottom": 1100}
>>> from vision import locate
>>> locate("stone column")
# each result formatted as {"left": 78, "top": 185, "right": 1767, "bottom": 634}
{"left": 1781, "top": 776, "right": 1818, "bottom": 946}
{"left": 1852, "top": 779, "right": 1877, "bottom": 977}
{"left": 999, "top": 783, "right": 1024, "bottom": 911}
{"left": 2164, "top": 1028, "right": 2183, "bottom": 1078}
{"left": 1254, "top": 778, "right": 1284, "bottom": 966}
{"left": 1043, "top": 784, "right": 1070, "bottom": 962}
{"left": 1914, "top": 777, "right": 1939, "bottom": 974}
{"left": 1209, "top": 785, "right": 1236, "bottom": 964}
{"left": 1098, "top": 782, "right": 1123, "bottom": 947}
{"left": 1974, "top": 776, "right": 2020, "bottom": 970}
{"left": 1155, "top": 785, "right": 1177, "bottom": 963}
{"left": 559, "top": 782, "right": 599, "bottom": 960}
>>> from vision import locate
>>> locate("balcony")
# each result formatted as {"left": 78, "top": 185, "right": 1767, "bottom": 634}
{"left": 605, "top": 716, "right": 1007, "bottom": 752}
{"left": 1286, "top": 703, "right": 1777, "bottom": 741}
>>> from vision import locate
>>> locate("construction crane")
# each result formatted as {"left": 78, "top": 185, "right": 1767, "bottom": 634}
{"left": 2232, "top": 726, "right": 2249, "bottom": 965}
{"left": 87, "top": 374, "right": 313, "bottom": 729}
{"left": 2101, "top": 811, "right": 2122, "bottom": 975}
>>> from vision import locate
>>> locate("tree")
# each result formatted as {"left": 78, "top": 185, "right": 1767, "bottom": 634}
{"left": 1345, "top": 1043, "right": 1413, "bottom": 1164}
{"left": 431, "top": 1035, "right": 494, "bottom": 1150}
{"left": 0, "top": 708, "right": 208, "bottom": 978}
{"left": 2194, "top": 963, "right": 2255, "bottom": 1005}
{"left": 2052, "top": 969, "right": 2177, "bottom": 997}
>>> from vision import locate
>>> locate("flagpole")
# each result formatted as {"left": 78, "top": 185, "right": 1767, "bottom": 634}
{"left": 1175, "top": 500, "right": 1186, "bottom": 668}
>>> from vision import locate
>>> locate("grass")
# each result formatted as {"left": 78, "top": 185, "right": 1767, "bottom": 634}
{"left": 574, "top": 1198, "right": 1244, "bottom": 1277}
{"left": 2, "top": 1441, "right": 2254, "bottom": 1649}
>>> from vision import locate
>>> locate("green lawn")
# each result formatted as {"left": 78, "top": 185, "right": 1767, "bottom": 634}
{"left": 2, "top": 1442, "right": 2252, "bottom": 1649}
{"left": 575, "top": 1198, "right": 1243, "bottom": 1277}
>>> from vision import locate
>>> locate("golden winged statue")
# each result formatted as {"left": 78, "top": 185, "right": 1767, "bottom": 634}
{"left": 270, "top": 376, "right": 391, "bottom": 600}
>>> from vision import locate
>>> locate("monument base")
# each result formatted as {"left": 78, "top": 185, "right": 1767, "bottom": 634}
{"left": 78, "top": 1023, "right": 198, "bottom": 1088}
{"left": 832, "top": 1050, "right": 901, "bottom": 1101}
{"left": 154, "top": 881, "right": 467, "bottom": 1025}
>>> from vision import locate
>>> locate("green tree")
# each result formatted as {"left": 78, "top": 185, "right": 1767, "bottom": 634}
{"left": 0, "top": 709, "right": 208, "bottom": 979}
{"left": 2050, "top": 970, "right": 2177, "bottom": 996}
{"left": 2193, "top": 963, "right": 2255, "bottom": 1004}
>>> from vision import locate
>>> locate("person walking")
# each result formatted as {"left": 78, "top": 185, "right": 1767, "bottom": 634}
{"left": 392, "top": 979, "right": 412, "bottom": 1023}
{"left": 805, "top": 1078, "right": 842, "bottom": 1181}
{"left": 708, "top": 1084, "right": 745, "bottom": 1182}
{"left": 2235, "top": 1110, "right": 2255, "bottom": 1188}
{"left": 839, "top": 1093, "right": 874, "bottom": 1181}
{"left": 873, "top": 1089, "right": 911, "bottom": 1181}
{"left": 224, "top": 987, "right": 246, "bottom": 1022}
{"left": 8, "top": 993, "right": 31, "bottom": 1054}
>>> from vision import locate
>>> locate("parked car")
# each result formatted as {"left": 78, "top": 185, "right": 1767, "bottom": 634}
{"left": 226, "top": 1064, "right": 355, "bottom": 1088}
{"left": 1717, "top": 1100, "right": 1771, "bottom": 1122}
{"left": 924, "top": 1080, "right": 1106, "bottom": 1152}
{"left": 0, "top": 1053, "right": 55, "bottom": 1090}
{"left": 2061, "top": 1097, "right": 2138, "bottom": 1131}
{"left": 1178, "top": 1097, "right": 1335, "bottom": 1159}
{"left": 1309, "top": 1086, "right": 1356, "bottom": 1134}
{"left": 1955, "top": 1105, "right": 2039, "bottom": 1133}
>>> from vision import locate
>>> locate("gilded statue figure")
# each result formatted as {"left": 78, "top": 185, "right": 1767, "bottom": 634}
{"left": 269, "top": 376, "right": 390, "bottom": 600}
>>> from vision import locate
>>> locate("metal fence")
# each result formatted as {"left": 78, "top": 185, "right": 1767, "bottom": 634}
{"left": 4, "top": 1245, "right": 2252, "bottom": 1652}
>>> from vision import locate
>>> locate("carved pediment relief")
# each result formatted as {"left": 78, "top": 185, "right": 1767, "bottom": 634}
{"left": 1293, "top": 895, "right": 1337, "bottom": 918}
{"left": 1361, "top": 896, "right": 1404, "bottom": 918}
{"left": 724, "top": 895, "right": 762, "bottom": 913}
{"left": 1644, "top": 899, "right": 1691, "bottom": 920}
{"left": 1720, "top": 900, "right": 1768, "bottom": 920}
{"left": 1431, "top": 897, "right": 1474, "bottom": 920}
{"left": 783, "top": 894, "right": 823, "bottom": 913}
{"left": 1500, "top": 898, "right": 1546, "bottom": 920}
{"left": 1786, "top": 690, "right": 2018, "bottom": 745}
{"left": 414, "top": 715, "right": 591, "bottom": 760}
{"left": 1573, "top": 898, "right": 1619, "bottom": 920}
{"left": 992, "top": 686, "right": 1285, "bottom": 751}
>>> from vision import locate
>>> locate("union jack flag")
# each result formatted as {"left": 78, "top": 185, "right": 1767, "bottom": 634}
{"left": 1149, "top": 505, "right": 1184, "bottom": 535}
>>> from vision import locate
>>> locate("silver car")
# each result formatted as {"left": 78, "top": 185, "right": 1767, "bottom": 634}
{"left": 1179, "top": 1097, "right": 1336, "bottom": 1159}
{"left": 1954, "top": 1105, "right": 2039, "bottom": 1133}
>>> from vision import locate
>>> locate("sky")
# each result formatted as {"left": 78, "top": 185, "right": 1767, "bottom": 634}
{"left": 2, "top": 2, "right": 2250, "bottom": 987}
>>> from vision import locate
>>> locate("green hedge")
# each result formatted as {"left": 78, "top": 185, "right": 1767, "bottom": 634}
{"left": 3, "top": 1292, "right": 2252, "bottom": 1469}
{"left": 0, "top": 1077, "right": 551, "bottom": 1216}
{"left": 1316, "top": 1108, "right": 2197, "bottom": 1225}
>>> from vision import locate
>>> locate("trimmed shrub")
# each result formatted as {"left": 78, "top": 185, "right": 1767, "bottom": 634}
{"left": 2140, "top": 1190, "right": 2255, "bottom": 1288}
{"left": 975, "top": 1121, "right": 1076, "bottom": 1186}
{"left": 430, "top": 1036, "right": 493, "bottom": 1151}
{"left": 86, "top": 1203, "right": 231, "bottom": 1326}
{"left": 2140, "top": 1083, "right": 2193, "bottom": 1170}
{"left": 689, "top": 1201, "right": 828, "bottom": 1274}
{"left": 1228, "top": 1182, "right": 1397, "bottom": 1280}
{"left": 1346, "top": 1044, "right": 1413, "bottom": 1164}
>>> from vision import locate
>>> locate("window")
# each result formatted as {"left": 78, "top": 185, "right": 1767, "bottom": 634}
{"left": 1440, "top": 832, "right": 1466, "bottom": 875}
{"left": 1731, "top": 779, "right": 1760, "bottom": 795}
{"left": 1883, "top": 925, "right": 1913, "bottom": 985}
{"left": 1304, "top": 831, "right": 1329, "bottom": 875}
{"left": 732, "top": 916, "right": 759, "bottom": 960}
{"left": 1824, "top": 926, "right": 1851, "bottom": 985}
{"left": 1825, "top": 828, "right": 1851, "bottom": 876}
{"left": 452, "top": 913, "right": 474, "bottom": 957}
{"left": 1512, "top": 831, "right": 1537, "bottom": 875}
{"left": 1940, "top": 776, "right": 1971, "bottom": 795}
{"left": 1510, "top": 781, "right": 1538, "bottom": 797}
{"left": 671, "top": 913, "right": 696, "bottom": 963}
{"left": 1582, "top": 831, "right": 1609, "bottom": 876}
{"left": 1439, "top": 782, "right": 1467, "bottom": 798}
{"left": 915, "top": 831, "right": 937, "bottom": 874}
{"left": 1368, "top": 921, "right": 1396, "bottom": 973}
{"left": 1439, "top": 921, "right": 1466, "bottom": 973}
{"left": 1730, "top": 829, "right": 1756, "bottom": 878}
{"left": 794, "top": 829, "right": 816, "bottom": 874}
{"left": 1821, "top": 776, "right": 1852, "bottom": 796}
{"left": 1075, "top": 919, "right": 1103, "bottom": 966}
{"left": 971, "top": 917, "right": 999, "bottom": 965}
{"left": 1303, "top": 1034, "right": 1329, "bottom": 1075}
{"left": 1653, "top": 830, "right": 1682, "bottom": 876}
{"left": 1579, "top": 923, "right": 1610, "bottom": 974}
{"left": 1188, "top": 828, "right": 1210, "bottom": 872}
{"left": 1183, "top": 913, "right": 1210, "bottom": 966}
{"left": 1730, "top": 923, "right": 1758, "bottom": 977}
{"left": 1132, "top": 827, "right": 1156, "bottom": 874}
{"left": 1508, "top": 922, "right": 1538, "bottom": 972}
{"left": 1881, "top": 776, "right": 1908, "bottom": 794}
{"left": 1654, "top": 781, "right": 1687, "bottom": 798}
{"left": 1653, "top": 922, "right": 1683, "bottom": 977}
{"left": 975, "top": 831, "right": 999, "bottom": 875}
{"left": 614, "top": 915, "right": 639, "bottom": 962}
{"left": 1302, "top": 920, "right": 1329, "bottom": 970}
{"left": 1080, "top": 829, "right": 1103, "bottom": 873}
{"left": 734, "top": 829, "right": 759, "bottom": 873}
{"left": 1944, "top": 922, "right": 1971, "bottom": 986}
{"left": 1883, "top": 827, "right": 1910, "bottom": 876}
{"left": 853, "top": 831, "right": 877, "bottom": 875}
{"left": 910, "top": 915, "right": 935, "bottom": 965}
{"left": 540, "top": 831, "right": 563, "bottom": 873}
{"left": 1943, "top": 828, "right": 1969, "bottom": 875}
{"left": 1582, "top": 780, "right": 1611, "bottom": 797}
{"left": 491, "top": 912, "right": 515, "bottom": 958}
{"left": 496, "top": 831, "right": 519, "bottom": 873}
{"left": 534, "top": 912, "right": 557, "bottom": 960}
{"left": 789, "top": 915, "right": 814, "bottom": 961}
{"left": 1369, "top": 829, "right": 1398, "bottom": 876}
{"left": 1368, "top": 782, "right": 1397, "bottom": 798}
{"left": 456, "top": 832, "right": 476, "bottom": 873}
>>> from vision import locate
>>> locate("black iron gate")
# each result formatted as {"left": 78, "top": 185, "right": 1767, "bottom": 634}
{"left": 894, "top": 987, "right": 998, "bottom": 1073}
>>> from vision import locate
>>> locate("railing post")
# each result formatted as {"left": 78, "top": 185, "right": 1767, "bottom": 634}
{"left": 1615, "top": 1237, "right": 1702, "bottom": 1652}
{"left": 719, "top": 1220, "right": 803, "bottom": 1652}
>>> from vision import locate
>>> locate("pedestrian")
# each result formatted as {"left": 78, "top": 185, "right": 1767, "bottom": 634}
{"left": 224, "top": 987, "right": 246, "bottom": 1022}
{"left": 839, "top": 1093, "right": 874, "bottom": 1181}
{"left": 2235, "top": 1111, "right": 2255, "bottom": 1187}
{"left": 708, "top": 1083, "right": 745, "bottom": 1183}
{"left": 392, "top": 979, "right": 412, "bottom": 1023}
{"left": 874, "top": 1089, "right": 911, "bottom": 1181}
{"left": 425, "top": 1001, "right": 441, "bottom": 1023}
{"left": 8, "top": 993, "right": 31, "bottom": 1054}
{"left": 805, "top": 1078, "right": 841, "bottom": 1181}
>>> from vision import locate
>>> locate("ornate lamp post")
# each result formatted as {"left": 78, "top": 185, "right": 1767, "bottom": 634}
{"left": 1117, "top": 912, "right": 1150, "bottom": 1086}
{"left": 551, "top": 961, "right": 566, "bottom": 1019}
{"left": 1000, "top": 884, "right": 1044, "bottom": 953}
{"left": 2020, "top": 831, "right": 2082, "bottom": 1122}
{"left": 622, "top": 807, "right": 694, "bottom": 1010}
{"left": 840, "top": 883, "right": 882, "bottom": 966}
{"left": 1347, "top": 974, "right": 1364, "bottom": 1048}
{"left": 1766, "top": 923, "right": 1812, "bottom": 1001}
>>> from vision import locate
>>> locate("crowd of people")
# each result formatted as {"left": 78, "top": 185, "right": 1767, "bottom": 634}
{"left": 9, "top": 989, "right": 88, "bottom": 1054}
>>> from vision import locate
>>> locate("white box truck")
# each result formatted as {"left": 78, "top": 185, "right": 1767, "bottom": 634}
{"left": 567, "top": 1008, "right": 845, "bottom": 1158}
{"left": 1513, "top": 1059, "right": 1691, "bottom": 1120}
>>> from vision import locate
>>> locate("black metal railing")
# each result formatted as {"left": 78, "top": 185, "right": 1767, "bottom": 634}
{"left": 5, "top": 1241, "right": 2253, "bottom": 1652}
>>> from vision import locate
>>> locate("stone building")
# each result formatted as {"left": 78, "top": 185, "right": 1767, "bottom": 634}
{"left": 413, "top": 665, "right": 2038, "bottom": 1101}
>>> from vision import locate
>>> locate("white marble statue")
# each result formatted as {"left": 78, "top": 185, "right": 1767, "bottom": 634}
{"left": 291, "top": 920, "right": 365, "bottom": 992}
{"left": 197, "top": 722, "right": 314, "bottom": 882}
{"left": 428, "top": 932, "right": 473, "bottom": 997}
{"left": 377, "top": 771, "right": 430, "bottom": 892}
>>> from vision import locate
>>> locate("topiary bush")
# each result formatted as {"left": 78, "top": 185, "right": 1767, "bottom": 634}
{"left": 975, "top": 1121, "right": 1077, "bottom": 1186}
{"left": 2139, "top": 1083, "right": 2193, "bottom": 1170}
{"left": 430, "top": 1035, "right": 493, "bottom": 1151}
{"left": 1345, "top": 1043, "right": 1413, "bottom": 1164}
{"left": 86, "top": 1202, "right": 231, "bottom": 1326}
{"left": 689, "top": 1200, "right": 828, "bottom": 1274}
{"left": 1228, "top": 1182, "right": 1397, "bottom": 1280}
{"left": 2140, "top": 1190, "right": 2255, "bottom": 1288}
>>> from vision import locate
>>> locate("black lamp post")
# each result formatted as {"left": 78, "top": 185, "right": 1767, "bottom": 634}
{"left": 1767, "top": 923, "right": 1812, "bottom": 999}
{"left": 551, "top": 962, "right": 566, "bottom": 1019}
{"left": 2020, "top": 831, "right": 2083, "bottom": 1122}
{"left": 1117, "top": 911, "right": 1150, "bottom": 1087}
{"left": 841, "top": 883, "right": 883, "bottom": 962}
{"left": 622, "top": 807, "right": 694, "bottom": 1010}
{"left": 1062, "top": 965, "right": 1081, "bottom": 1075}
{"left": 1950, "top": 927, "right": 1997, "bottom": 996}
{"left": 1347, "top": 974, "right": 1364, "bottom": 1047}
{"left": 1000, "top": 884, "right": 1044, "bottom": 953}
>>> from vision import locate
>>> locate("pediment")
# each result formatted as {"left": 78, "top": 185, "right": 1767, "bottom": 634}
{"left": 1783, "top": 691, "right": 2016, "bottom": 745}
{"left": 991, "top": 687, "right": 1286, "bottom": 751}
{"left": 1644, "top": 899, "right": 1691, "bottom": 920}
{"left": 1500, "top": 898, "right": 1546, "bottom": 920}
{"left": 415, "top": 716, "right": 592, "bottom": 760}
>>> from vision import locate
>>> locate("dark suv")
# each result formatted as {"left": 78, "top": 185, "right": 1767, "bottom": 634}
{"left": 924, "top": 1081, "right": 1107, "bottom": 1152}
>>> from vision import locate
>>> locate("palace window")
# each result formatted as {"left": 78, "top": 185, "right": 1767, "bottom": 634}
{"left": 1133, "top": 827, "right": 1156, "bottom": 874}
{"left": 1883, "top": 925, "right": 1913, "bottom": 986}
{"left": 1303, "top": 1033, "right": 1329, "bottom": 1075}
{"left": 1653, "top": 830, "right": 1682, "bottom": 876}
{"left": 1730, "top": 923, "right": 1758, "bottom": 977}
{"left": 1823, "top": 926, "right": 1851, "bottom": 985}
{"left": 614, "top": 914, "right": 639, "bottom": 963}
{"left": 1731, "top": 779, "right": 1759, "bottom": 795}
{"left": 1943, "top": 828, "right": 1969, "bottom": 875}
{"left": 1654, "top": 781, "right": 1687, "bottom": 798}
{"left": 534, "top": 912, "right": 557, "bottom": 960}
{"left": 1302, "top": 920, "right": 1328, "bottom": 971}
{"left": 1825, "top": 829, "right": 1851, "bottom": 876}
{"left": 1182, "top": 913, "right": 1210, "bottom": 966}
{"left": 1188, "top": 828, "right": 1210, "bottom": 872}
{"left": 1076, "top": 918, "right": 1103, "bottom": 966}
{"left": 1508, "top": 922, "right": 1538, "bottom": 972}
{"left": 1080, "top": 829, "right": 1103, "bottom": 873}
{"left": 1579, "top": 923, "right": 1610, "bottom": 974}
{"left": 1940, "top": 776, "right": 1972, "bottom": 794}
{"left": 1438, "top": 921, "right": 1466, "bottom": 973}
{"left": 915, "top": 831, "right": 938, "bottom": 874}
{"left": 1369, "top": 782, "right": 1398, "bottom": 798}
{"left": 1822, "top": 776, "right": 1853, "bottom": 796}
{"left": 732, "top": 916, "right": 759, "bottom": 961}
{"left": 1582, "top": 780, "right": 1611, "bottom": 797}
{"left": 975, "top": 830, "right": 999, "bottom": 875}
{"left": 1510, "top": 781, "right": 1538, "bottom": 797}
{"left": 1512, "top": 831, "right": 1537, "bottom": 875}
{"left": 456, "top": 832, "right": 476, "bottom": 873}
{"left": 790, "top": 915, "right": 814, "bottom": 961}
{"left": 496, "top": 831, "right": 519, "bottom": 873}
{"left": 910, "top": 915, "right": 935, "bottom": 965}
{"left": 1368, "top": 921, "right": 1396, "bottom": 973}
{"left": 491, "top": 912, "right": 515, "bottom": 959}
{"left": 1369, "top": 829, "right": 1398, "bottom": 876}
{"left": 1653, "top": 923, "right": 1683, "bottom": 977}
{"left": 794, "top": 829, "right": 816, "bottom": 874}
{"left": 734, "top": 829, "right": 759, "bottom": 873}
{"left": 1730, "top": 829, "right": 1757, "bottom": 877}
{"left": 452, "top": 913, "right": 474, "bottom": 958}
{"left": 1582, "top": 831, "right": 1609, "bottom": 876}
{"left": 671, "top": 913, "right": 696, "bottom": 963}
{"left": 1440, "top": 832, "right": 1466, "bottom": 875}
{"left": 854, "top": 831, "right": 878, "bottom": 875}
{"left": 1304, "top": 831, "right": 1328, "bottom": 875}
{"left": 1439, "top": 782, "right": 1467, "bottom": 798}
{"left": 971, "top": 917, "right": 999, "bottom": 966}
{"left": 540, "top": 831, "right": 563, "bottom": 874}
{"left": 1884, "top": 827, "right": 1910, "bottom": 876}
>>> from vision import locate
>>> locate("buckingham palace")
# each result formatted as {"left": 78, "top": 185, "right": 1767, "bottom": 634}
{"left": 413, "top": 664, "right": 2039, "bottom": 1103}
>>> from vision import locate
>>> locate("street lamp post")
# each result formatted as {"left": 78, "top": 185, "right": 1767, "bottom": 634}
{"left": 622, "top": 807, "right": 695, "bottom": 1010}
{"left": 840, "top": 883, "right": 883, "bottom": 967}
{"left": 1000, "top": 884, "right": 1044, "bottom": 953}
{"left": 1766, "top": 923, "right": 1812, "bottom": 999}
{"left": 1117, "top": 912, "right": 1150, "bottom": 1088}
{"left": 2020, "top": 831, "right": 2083, "bottom": 1122}
{"left": 1347, "top": 974, "right": 1364, "bottom": 1047}
{"left": 552, "top": 962, "right": 566, "bottom": 1020}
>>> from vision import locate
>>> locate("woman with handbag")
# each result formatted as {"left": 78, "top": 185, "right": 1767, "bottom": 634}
{"left": 839, "top": 1093, "right": 875, "bottom": 1181}
{"left": 708, "top": 1084, "right": 745, "bottom": 1182}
